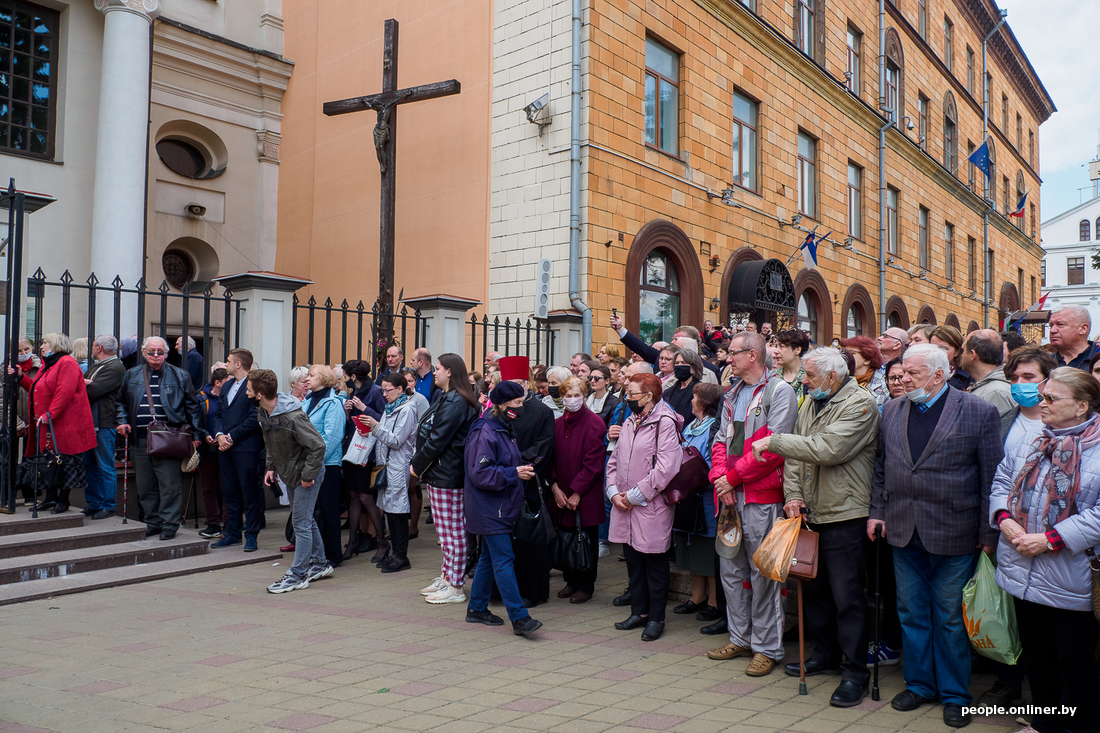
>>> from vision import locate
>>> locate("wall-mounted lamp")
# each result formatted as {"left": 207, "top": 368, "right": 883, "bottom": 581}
{"left": 708, "top": 255, "right": 721, "bottom": 273}
{"left": 710, "top": 297, "right": 721, "bottom": 312}
{"left": 900, "top": 116, "right": 916, "bottom": 132}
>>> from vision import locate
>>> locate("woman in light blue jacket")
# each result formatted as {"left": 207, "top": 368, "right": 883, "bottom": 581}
{"left": 988, "top": 367, "right": 1100, "bottom": 732}
{"left": 302, "top": 365, "right": 346, "bottom": 568}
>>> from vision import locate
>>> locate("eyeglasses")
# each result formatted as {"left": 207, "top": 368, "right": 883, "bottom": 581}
{"left": 624, "top": 392, "right": 649, "bottom": 400}
{"left": 879, "top": 333, "right": 903, "bottom": 344}
{"left": 888, "top": 375, "right": 905, "bottom": 383}
{"left": 589, "top": 376, "right": 604, "bottom": 382}
{"left": 728, "top": 348, "right": 753, "bottom": 357}
{"left": 1041, "top": 393, "right": 1076, "bottom": 405}
{"left": 145, "top": 350, "right": 167, "bottom": 356}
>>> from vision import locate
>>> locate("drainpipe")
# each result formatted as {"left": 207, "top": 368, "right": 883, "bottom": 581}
{"left": 981, "top": 9, "right": 1008, "bottom": 328}
{"left": 877, "top": 0, "right": 887, "bottom": 331}
{"left": 568, "top": 0, "right": 592, "bottom": 352}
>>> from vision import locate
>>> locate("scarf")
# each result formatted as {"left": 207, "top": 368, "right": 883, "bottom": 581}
{"left": 1008, "top": 414, "right": 1100, "bottom": 532}
{"left": 305, "top": 387, "right": 329, "bottom": 414}
{"left": 855, "top": 369, "right": 875, "bottom": 388}
{"left": 385, "top": 393, "right": 409, "bottom": 415}
{"left": 685, "top": 416, "right": 715, "bottom": 437}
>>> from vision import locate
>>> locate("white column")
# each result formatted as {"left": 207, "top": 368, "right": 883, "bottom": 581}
{"left": 89, "top": 0, "right": 160, "bottom": 334}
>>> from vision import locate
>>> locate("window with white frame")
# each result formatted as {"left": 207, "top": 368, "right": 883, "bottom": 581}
{"left": 644, "top": 37, "right": 678, "bottom": 155}
{"left": 887, "top": 187, "right": 899, "bottom": 255}
{"left": 732, "top": 91, "right": 757, "bottom": 191}
{"left": 798, "top": 132, "right": 816, "bottom": 218}
{"left": 847, "top": 163, "right": 862, "bottom": 239}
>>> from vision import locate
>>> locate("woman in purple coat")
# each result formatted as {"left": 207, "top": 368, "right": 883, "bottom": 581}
{"left": 548, "top": 376, "right": 608, "bottom": 604}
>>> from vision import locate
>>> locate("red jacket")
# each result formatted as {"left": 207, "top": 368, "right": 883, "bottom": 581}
{"left": 21, "top": 354, "right": 96, "bottom": 456}
{"left": 709, "top": 422, "right": 784, "bottom": 506}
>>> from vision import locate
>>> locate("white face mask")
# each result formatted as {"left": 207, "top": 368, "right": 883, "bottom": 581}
{"left": 562, "top": 397, "right": 584, "bottom": 413}
{"left": 905, "top": 373, "right": 937, "bottom": 404}
{"left": 17, "top": 353, "right": 31, "bottom": 363}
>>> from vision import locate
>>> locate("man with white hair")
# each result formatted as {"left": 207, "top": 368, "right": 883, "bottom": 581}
{"left": 83, "top": 334, "right": 126, "bottom": 519}
{"left": 868, "top": 344, "right": 1003, "bottom": 728}
{"left": 751, "top": 346, "right": 880, "bottom": 706}
{"left": 116, "top": 337, "right": 205, "bottom": 539}
{"left": 1048, "top": 305, "right": 1095, "bottom": 370}
{"left": 175, "top": 335, "right": 204, "bottom": 390}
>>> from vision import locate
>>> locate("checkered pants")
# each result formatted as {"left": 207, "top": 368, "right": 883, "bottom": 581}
{"left": 426, "top": 485, "right": 467, "bottom": 588}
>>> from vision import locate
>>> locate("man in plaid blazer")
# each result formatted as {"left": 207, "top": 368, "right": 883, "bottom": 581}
{"left": 869, "top": 344, "right": 1003, "bottom": 729}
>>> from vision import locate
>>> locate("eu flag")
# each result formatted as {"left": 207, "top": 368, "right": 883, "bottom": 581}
{"left": 968, "top": 140, "right": 991, "bottom": 179}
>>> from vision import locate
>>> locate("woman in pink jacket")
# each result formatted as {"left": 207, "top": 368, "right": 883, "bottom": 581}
{"left": 605, "top": 372, "right": 684, "bottom": 641}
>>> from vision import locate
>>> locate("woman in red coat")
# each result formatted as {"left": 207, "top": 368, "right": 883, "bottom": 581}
{"left": 547, "top": 376, "right": 608, "bottom": 604}
{"left": 18, "top": 332, "right": 96, "bottom": 512}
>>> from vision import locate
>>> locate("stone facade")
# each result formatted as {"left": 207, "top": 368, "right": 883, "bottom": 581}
{"left": 488, "top": 0, "right": 1053, "bottom": 348}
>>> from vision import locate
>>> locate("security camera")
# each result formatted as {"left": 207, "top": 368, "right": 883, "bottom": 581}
{"left": 186, "top": 203, "right": 206, "bottom": 217}
{"left": 524, "top": 93, "right": 550, "bottom": 130}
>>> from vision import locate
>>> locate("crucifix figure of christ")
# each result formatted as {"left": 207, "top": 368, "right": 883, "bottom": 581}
{"left": 322, "top": 18, "right": 460, "bottom": 317}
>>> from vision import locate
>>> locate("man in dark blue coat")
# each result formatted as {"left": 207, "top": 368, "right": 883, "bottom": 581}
{"left": 210, "top": 349, "right": 265, "bottom": 551}
{"left": 175, "top": 336, "right": 204, "bottom": 390}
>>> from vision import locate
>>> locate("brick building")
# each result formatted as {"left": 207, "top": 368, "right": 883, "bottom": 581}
{"left": 489, "top": 0, "right": 1054, "bottom": 351}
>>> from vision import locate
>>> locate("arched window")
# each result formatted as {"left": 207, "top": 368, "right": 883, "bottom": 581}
{"left": 1014, "top": 171, "right": 1026, "bottom": 229}
{"left": 942, "top": 91, "right": 958, "bottom": 173}
{"left": 884, "top": 28, "right": 905, "bottom": 124}
{"left": 638, "top": 250, "right": 681, "bottom": 344}
{"left": 1096, "top": 218, "right": 1100, "bottom": 240}
{"left": 797, "top": 292, "right": 818, "bottom": 342}
{"left": 1081, "top": 220, "right": 1091, "bottom": 242}
{"left": 846, "top": 307, "right": 863, "bottom": 337}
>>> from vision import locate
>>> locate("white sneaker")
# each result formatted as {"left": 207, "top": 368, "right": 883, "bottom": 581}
{"left": 420, "top": 576, "right": 446, "bottom": 595}
{"left": 426, "top": 584, "right": 466, "bottom": 604}
{"left": 598, "top": 542, "right": 610, "bottom": 559}
{"left": 267, "top": 573, "right": 309, "bottom": 594}
{"left": 307, "top": 564, "right": 334, "bottom": 582}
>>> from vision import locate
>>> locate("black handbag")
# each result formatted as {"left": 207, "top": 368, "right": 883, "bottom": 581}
{"left": 15, "top": 413, "right": 87, "bottom": 500}
{"left": 143, "top": 367, "right": 193, "bottom": 459}
{"left": 513, "top": 485, "right": 556, "bottom": 545}
{"left": 672, "top": 491, "right": 709, "bottom": 535}
{"left": 551, "top": 510, "right": 593, "bottom": 573}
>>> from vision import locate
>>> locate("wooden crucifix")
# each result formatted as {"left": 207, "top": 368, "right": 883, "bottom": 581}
{"left": 322, "top": 18, "right": 461, "bottom": 317}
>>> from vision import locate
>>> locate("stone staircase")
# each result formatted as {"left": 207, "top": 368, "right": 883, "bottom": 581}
{"left": 0, "top": 512, "right": 281, "bottom": 605}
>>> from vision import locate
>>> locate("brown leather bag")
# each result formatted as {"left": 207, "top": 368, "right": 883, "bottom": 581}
{"left": 788, "top": 519, "right": 819, "bottom": 581}
{"left": 143, "top": 366, "right": 193, "bottom": 459}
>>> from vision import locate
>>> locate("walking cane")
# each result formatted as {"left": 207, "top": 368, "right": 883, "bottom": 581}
{"left": 797, "top": 575, "right": 807, "bottom": 696}
{"left": 872, "top": 525, "right": 883, "bottom": 701}
{"left": 121, "top": 439, "right": 128, "bottom": 524}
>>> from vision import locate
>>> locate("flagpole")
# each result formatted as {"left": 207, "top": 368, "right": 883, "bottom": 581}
{"left": 982, "top": 10, "right": 1009, "bottom": 328}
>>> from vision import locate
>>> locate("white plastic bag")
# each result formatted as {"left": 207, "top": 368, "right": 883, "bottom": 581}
{"left": 342, "top": 430, "right": 374, "bottom": 466}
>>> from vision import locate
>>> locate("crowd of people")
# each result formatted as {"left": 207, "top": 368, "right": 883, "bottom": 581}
{"left": 9, "top": 301, "right": 1100, "bottom": 733}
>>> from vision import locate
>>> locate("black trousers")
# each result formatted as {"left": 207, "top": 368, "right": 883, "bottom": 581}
{"left": 623, "top": 544, "right": 670, "bottom": 624}
{"left": 316, "top": 465, "right": 342, "bottom": 567}
{"left": 1015, "top": 598, "right": 1100, "bottom": 733}
{"left": 220, "top": 449, "right": 261, "bottom": 541}
{"left": 803, "top": 518, "right": 870, "bottom": 686}
{"left": 864, "top": 533, "right": 902, "bottom": 649}
{"left": 386, "top": 512, "right": 410, "bottom": 560}
{"left": 560, "top": 525, "right": 600, "bottom": 595}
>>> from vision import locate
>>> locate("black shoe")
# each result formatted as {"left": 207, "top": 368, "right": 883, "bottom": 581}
{"left": 91, "top": 509, "right": 112, "bottom": 520}
{"left": 695, "top": 605, "right": 721, "bottom": 622}
{"left": 512, "top": 616, "right": 542, "bottom": 636}
{"left": 466, "top": 609, "right": 504, "bottom": 626}
{"left": 199, "top": 524, "right": 222, "bottom": 538}
{"left": 700, "top": 618, "right": 728, "bottom": 636}
{"left": 673, "top": 600, "right": 706, "bottom": 615}
{"left": 891, "top": 689, "right": 938, "bottom": 712}
{"left": 356, "top": 534, "right": 378, "bottom": 553}
{"left": 82, "top": 506, "right": 97, "bottom": 516}
{"left": 145, "top": 525, "right": 161, "bottom": 537}
{"left": 408, "top": 530, "right": 418, "bottom": 540}
{"left": 370, "top": 545, "right": 390, "bottom": 564}
{"left": 784, "top": 659, "right": 841, "bottom": 678}
{"left": 614, "top": 614, "right": 647, "bottom": 631}
{"left": 611, "top": 589, "right": 632, "bottom": 607}
{"left": 159, "top": 528, "right": 177, "bottom": 541}
{"left": 50, "top": 501, "right": 69, "bottom": 514}
{"left": 640, "top": 621, "right": 664, "bottom": 641}
{"left": 830, "top": 681, "right": 866, "bottom": 708}
{"left": 379, "top": 556, "right": 410, "bottom": 574}
{"left": 943, "top": 704, "right": 971, "bottom": 728}
{"left": 36, "top": 500, "right": 56, "bottom": 511}
{"left": 976, "top": 681, "right": 1020, "bottom": 707}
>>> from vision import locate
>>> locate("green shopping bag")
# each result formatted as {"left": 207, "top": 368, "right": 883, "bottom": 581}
{"left": 962, "top": 552, "right": 1022, "bottom": 665}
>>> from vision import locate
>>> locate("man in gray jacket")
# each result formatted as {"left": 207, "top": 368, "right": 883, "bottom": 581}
{"left": 754, "top": 346, "right": 880, "bottom": 708}
{"left": 83, "top": 335, "right": 126, "bottom": 519}
{"left": 960, "top": 329, "right": 1015, "bottom": 425}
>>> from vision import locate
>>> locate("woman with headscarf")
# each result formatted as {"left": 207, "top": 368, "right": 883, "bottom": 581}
{"left": 989, "top": 367, "right": 1100, "bottom": 732}
{"left": 463, "top": 380, "right": 543, "bottom": 636}
{"left": 606, "top": 373, "right": 684, "bottom": 641}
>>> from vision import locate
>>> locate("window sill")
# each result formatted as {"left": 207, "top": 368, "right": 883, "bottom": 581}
{"left": 644, "top": 142, "right": 685, "bottom": 164}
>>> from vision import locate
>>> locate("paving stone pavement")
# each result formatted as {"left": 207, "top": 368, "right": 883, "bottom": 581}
{"left": 0, "top": 510, "right": 1022, "bottom": 732}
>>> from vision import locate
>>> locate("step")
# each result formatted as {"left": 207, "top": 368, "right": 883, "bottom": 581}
{"left": 0, "top": 548, "right": 284, "bottom": 606}
{"left": 0, "top": 537, "right": 211, "bottom": 584}
{"left": 0, "top": 512, "right": 85, "bottom": 536}
{"left": 0, "top": 520, "right": 148, "bottom": 559}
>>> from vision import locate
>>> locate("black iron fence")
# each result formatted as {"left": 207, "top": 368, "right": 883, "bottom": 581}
{"left": 292, "top": 295, "right": 556, "bottom": 373}
{"left": 26, "top": 268, "right": 243, "bottom": 367}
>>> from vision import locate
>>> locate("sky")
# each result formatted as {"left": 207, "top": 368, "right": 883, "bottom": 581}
{"left": 1002, "top": 0, "right": 1100, "bottom": 221}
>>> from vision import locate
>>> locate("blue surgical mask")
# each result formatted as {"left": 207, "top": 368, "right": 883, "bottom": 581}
{"left": 905, "top": 374, "right": 937, "bottom": 404}
{"left": 1011, "top": 382, "right": 1042, "bottom": 408}
{"left": 808, "top": 375, "right": 833, "bottom": 401}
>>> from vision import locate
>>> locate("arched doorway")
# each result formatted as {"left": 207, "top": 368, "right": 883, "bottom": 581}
{"left": 999, "top": 282, "right": 1020, "bottom": 326}
{"left": 726, "top": 258, "right": 796, "bottom": 332}
{"left": 719, "top": 246, "right": 763, "bottom": 327}
{"left": 944, "top": 313, "right": 960, "bottom": 330}
{"left": 885, "top": 295, "right": 910, "bottom": 330}
{"left": 917, "top": 305, "right": 937, "bottom": 325}
{"left": 793, "top": 269, "right": 832, "bottom": 344}
{"left": 841, "top": 284, "right": 876, "bottom": 338}
{"left": 625, "top": 221, "right": 705, "bottom": 341}
{"left": 967, "top": 320, "right": 980, "bottom": 334}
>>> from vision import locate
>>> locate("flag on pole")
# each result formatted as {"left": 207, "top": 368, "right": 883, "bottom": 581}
{"left": 968, "top": 140, "right": 991, "bottom": 179}
{"left": 1024, "top": 292, "right": 1048, "bottom": 313}
{"left": 799, "top": 227, "right": 831, "bottom": 270}
{"left": 1010, "top": 191, "right": 1027, "bottom": 218}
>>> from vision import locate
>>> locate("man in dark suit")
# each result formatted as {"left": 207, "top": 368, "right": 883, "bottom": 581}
{"left": 210, "top": 349, "right": 265, "bottom": 552}
{"left": 869, "top": 344, "right": 1004, "bottom": 729}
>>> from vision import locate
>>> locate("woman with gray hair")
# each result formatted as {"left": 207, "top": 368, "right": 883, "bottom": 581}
{"left": 541, "top": 366, "right": 571, "bottom": 418}
{"left": 989, "top": 367, "right": 1100, "bottom": 731}
{"left": 288, "top": 366, "right": 310, "bottom": 400}
{"left": 12, "top": 333, "right": 95, "bottom": 512}
{"left": 664, "top": 347, "right": 703, "bottom": 429}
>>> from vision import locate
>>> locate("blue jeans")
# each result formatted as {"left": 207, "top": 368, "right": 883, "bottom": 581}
{"left": 893, "top": 533, "right": 979, "bottom": 706}
{"left": 288, "top": 467, "right": 327, "bottom": 580}
{"left": 598, "top": 495, "right": 611, "bottom": 544}
{"left": 81, "top": 428, "right": 116, "bottom": 511}
{"left": 468, "top": 533, "right": 528, "bottom": 622}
